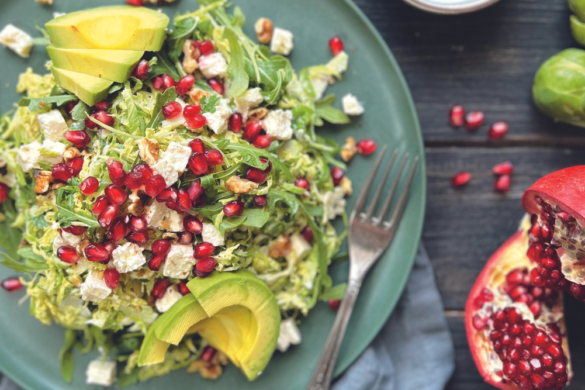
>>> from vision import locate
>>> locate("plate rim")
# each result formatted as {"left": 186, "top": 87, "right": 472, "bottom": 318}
{"left": 402, "top": 0, "right": 501, "bottom": 15}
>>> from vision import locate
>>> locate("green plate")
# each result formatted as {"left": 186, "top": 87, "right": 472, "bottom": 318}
{"left": 0, "top": 0, "right": 426, "bottom": 389}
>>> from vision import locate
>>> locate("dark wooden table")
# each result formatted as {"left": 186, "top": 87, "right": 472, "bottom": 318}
{"left": 352, "top": 0, "right": 585, "bottom": 388}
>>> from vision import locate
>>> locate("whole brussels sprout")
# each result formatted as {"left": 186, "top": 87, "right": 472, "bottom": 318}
{"left": 570, "top": 0, "right": 585, "bottom": 45}
{"left": 532, "top": 48, "right": 585, "bottom": 127}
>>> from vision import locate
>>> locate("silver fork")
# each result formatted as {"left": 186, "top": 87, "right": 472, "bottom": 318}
{"left": 305, "top": 146, "right": 419, "bottom": 390}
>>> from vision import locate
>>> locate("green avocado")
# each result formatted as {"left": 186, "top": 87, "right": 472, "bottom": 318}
{"left": 51, "top": 67, "right": 113, "bottom": 106}
{"left": 47, "top": 46, "right": 143, "bottom": 83}
{"left": 154, "top": 294, "right": 208, "bottom": 346}
{"left": 187, "top": 271, "right": 281, "bottom": 381}
{"left": 137, "top": 321, "right": 171, "bottom": 367}
{"left": 46, "top": 6, "right": 169, "bottom": 51}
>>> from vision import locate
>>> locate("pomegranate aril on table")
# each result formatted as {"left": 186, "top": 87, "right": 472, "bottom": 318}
{"left": 329, "top": 36, "right": 344, "bottom": 56}
{"left": 494, "top": 175, "right": 511, "bottom": 193}
{"left": 449, "top": 105, "right": 465, "bottom": 127}
{"left": 1, "top": 277, "right": 23, "bottom": 292}
{"left": 493, "top": 162, "right": 514, "bottom": 176}
{"left": 328, "top": 299, "right": 341, "bottom": 310}
{"left": 356, "top": 139, "right": 377, "bottom": 155}
{"left": 465, "top": 111, "right": 485, "bottom": 130}
{"left": 451, "top": 171, "right": 471, "bottom": 189}
{"left": 488, "top": 121, "right": 509, "bottom": 140}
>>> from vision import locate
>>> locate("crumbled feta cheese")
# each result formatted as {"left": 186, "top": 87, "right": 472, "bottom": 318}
{"left": 285, "top": 233, "right": 312, "bottom": 262}
{"left": 328, "top": 51, "right": 349, "bottom": 74}
{"left": 163, "top": 244, "right": 195, "bottom": 279}
{"left": 263, "top": 109, "right": 293, "bottom": 140}
{"left": 203, "top": 98, "right": 232, "bottom": 134}
{"left": 202, "top": 222, "right": 224, "bottom": 246}
{"left": 19, "top": 140, "right": 67, "bottom": 172}
{"left": 144, "top": 201, "right": 184, "bottom": 232}
{"left": 270, "top": 28, "right": 294, "bottom": 56}
{"left": 0, "top": 172, "right": 16, "bottom": 187}
{"left": 61, "top": 231, "right": 82, "bottom": 247}
{"left": 0, "top": 24, "right": 33, "bottom": 58}
{"left": 80, "top": 270, "right": 112, "bottom": 302}
{"left": 198, "top": 52, "right": 228, "bottom": 79}
{"left": 234, "top": 88, "right": 264, "bottom": 118}
{"left": 112, "top": 242, "right": 146, "bottom": 273}
{"left": 342, "top": 94, "right": 364, "bottom": 116}
{"left": 16, "top": 141, "right": 41, "bottom": 172}
{"left": 151, "top": 141, "right": 191, "bottom": 187}
{"left": 161, "top": 99, "right": 187, "bottom": 129}
{"left": 52, "top": 234, "right": 67, "bottom": 255}
{"left": 155, "top": 285, "right": 183, "bottom": 313}
{"left": 86, "top": 360, "right": 116, "bottom": 387}
{"left": 38, "top": 110, "right": 68, "bottom": 142}
{"left": 53, "top": 12, "right": 66, "bottom": 18}
{"left": 276, "top": 318, "right": 302, "bottom": 352}
{"left": 322, "top": 187, "right": 347, "bottom": 222}
{"left": 39, "top": 140, "right": 66, "bottom": 165}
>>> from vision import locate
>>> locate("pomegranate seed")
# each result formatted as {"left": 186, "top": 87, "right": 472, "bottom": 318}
{"left": 125, "top": 171, "right": 143, "bottom": 190}
{"left": 196, "top": 257, "right": 216, "bottom": 273}
{"left": 179, "top": 281, "right": 190, "bottom": 295}
{"left": 151, "top": 279, "right": 171, "bottom": 299}
{"left": 107, "top": 160, "right": 127, "bottom": 186}
{"left": 246, "top": 167, "right": 267, "bottom": 184}
{"left": 243, "top": 121, "right": 262, "bottom": 142}
{"left": 493, "top": 162, "right": 514, "bottom": 176}
{"left": 201, "top": 346, "right": 216, "bottom": 362}
{"left": 67, "top": 156, "right": 84, "bottom": 177}
{"left": 259, "top": 156, "right": 270, "bottom": 172}
{"left": 92, "top": 196, "right": 110, "bottom": 215}
{"left": 184, "top": 105, "right": 202, "bottom": 120}
{"left": 92, "top": 110, "right": 114, "bottom": 128}
{"left": 176, "top": 189, "right": 192, "bottom": 212}
{"left": 451, "top": 172, "right": 471, "bottom": 188}
{"left": 449, "top": 105, "right": 465, "bottom": 127}
{"left": 176, "top": 75, "right": 196, "bottom": 95}
{"left": 64, "top": 102, "right": 77, "bottom": 116}
{"left": 165, "top": 195, "right": 180, "bottom": 212}
{"left": 254, "top": 195, "right": 267, "bottom": 207}
{"left": 295, "top": 178, "right": 310, "bottom": 190}
{"left": 199, "top": 40, "right": 214, "bottom": 56}
{"left": 131, "top": 164, "right": 153, "bottom": 184}
{"left": 302, "top": 226, "right": 314, "bottom": 242}
{"left": 488, "top": 121, "right": 509, "bottom": 140}
{"left": 1, "top": 277, "right": 22, "bottom": 292}
{"left": 329, "top": 36, "right": 344, "bottom": 56}
{"left": 187, "top": 180, "right": 204, "bottom": 202}
{"left": 224, "top": 199, "right": 244, "bottom": 217}
{"left": 84, "top": 243, "right": 110, "bottom": 262}
{"left": 188, "top": 139, "right": 205, "bottom": 154}
{"left": 156, "top": 187, "right": 177, "bottom": 203}
{"left": 229, "top": 113, "right": 243, "bottom": 132}
{"left": 152, "top": 76, "right": 163, "bottom": 90}
{"left": 195, "top": 242, "right": 215, "bottom": 259}
{"left": 126, "top": 0, "right": 143, "bottom": 6}
{"left": 183, "top": 215, "right": 203, "bottom": 234}
{"left": 162, "top": 101, "right": 183, "bottom": 120}
{"left": 84, "top": 116, "right": 98, "bottom": 130}
{"left": 107, "top": 218, "right": 128, "bottom": 242}
{"left": 64, "top": 130, "right": 90, "bottom": 148}
{"left": 104, "top": 184, "right": 127, "bottom": 206}
{"left": 189, "top": 153, "right": 208, "bottom": 175}
{"left": 205, "top": 149, "right": 224, "bottom": 166}
{"left": 128, "top": 216, "right": 147, "bottom": 233}
{"left": 98, "top": 204, "right": 119, "bottom": 228}
{"left": 0, "top": 183, "right": 7, "bottom": 204}
{"left": 207, "top": 78, "right": 224, "bottom": 95}
{"left": 495, "top": 174, "right": 511, "bottom": 193}
{"left": 148, "top": 254, "right": 166, "bottom": 271}
{"left": 52, "top": 163, "right": 72, "bottom": 182}
{"left": 194, "top": 267, "right": 211, "bottom": 278}
{"left": 132, "top": 59, "right": 149, "bottom": 80}
{"left": 187, "top": 114, "right": 207, "bottom": 130}
{"left": 103, "top": 269, "right": 120, "bottom": 289}
{"left": 80, "top": 177, "right": 99, "bottom": 195}
{"left": 103, "top": 241, "right": 116, "bottom": 255}
{"left": 93, "top": 100, "right": 110, "bottom": 112}
{"left": 465, "top": 111, "right": 484, "bottom": 130}
{"left": 62, "top": 225, "right": 87, "bottom": 236}
{"left": 161, "top": 75, "right": 176, "bottom": 90}
{"left": 253, "top": 135, "right": 271, "bottom": 149}
{"left": 328, "top": 299, "right": 341, "bottom": 310}
{"left": 57, "top": 246, "right": 79, "bottom": 264}
{"left": 178, "top": 232, "right": 194, "bottom": 245}
{"left": 126, "top": 231, "right": 149, "bottom": 246}
{"left": 152, "top": 239, "right": 172, "bottom": 256}
{"left": 331, "top": 167, "right": 344, "bottom": 186}
{"left": 192, "top": 193, "right": 205, "bottom": 208}
{"left": 356, "top": 139, "right": 377, "bottom": 155}
{"left": 145, "top": 175, "right": 166, "bottom": 197}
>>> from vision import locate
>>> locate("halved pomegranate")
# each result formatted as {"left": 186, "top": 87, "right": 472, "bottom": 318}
{"left": 466, "top": 228, "right": 572, "bottom": 390}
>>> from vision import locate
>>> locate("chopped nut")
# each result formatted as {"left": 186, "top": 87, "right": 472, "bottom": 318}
{"left": 138, "top": 138, "right": 160, "bottom": 165}
{"left": 36, "top": 190, "right": 56, "bottom": 205}
{"left": 182, "top": 39, "right": 201, "bottom": 74}
{"left": 63, "top": 147, "right": 81, "bottom": 164}
{"left": 188, "top": 88, "right": 211, "bottom": 105}
{"left": 254, "top": 17, "right": 273, "bottom": 44}
{"left": 340, "top": 137, "right": 357, "bottom": 162}
{"left": 77, "top": 239, "right": 90, "bottom": 253}
{"left": 248, "top": 107, "right": 269, "bottom": 122}
{"left": 68, "top": 274, "right": 82, "bottom": 287}
{"left": 339, "top": 176, "right": 352, "bottom": 196}
{"left": 128, "top": 197, "right": 144, "bottom": 216}
{"left": 225, "top": 176, "right": 259, "bottom": 194}
{"left": 162, "top": 232, "right": 178, "bottom": 243}
{"left": 35, "top": 0, "right": 54, "bottom": 4}
{"left": 187, "top": 360, "right": 222, "bottom": 380}
{"left": 34, "top": 170, "right": 53, "bottom": 194}
{"left": 269, "top": 235, "right": 292, "bottom": 258}
{"left": 212, "top": 350, "right": 230, "bottom": 366}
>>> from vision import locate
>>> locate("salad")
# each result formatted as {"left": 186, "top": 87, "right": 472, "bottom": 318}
{"left": 0, "top": 0, "right": 374, "bottom": 386}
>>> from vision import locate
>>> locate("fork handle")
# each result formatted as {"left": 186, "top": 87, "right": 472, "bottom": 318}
{"left": 305, "top": 278, "right": 362, "bottom": 390}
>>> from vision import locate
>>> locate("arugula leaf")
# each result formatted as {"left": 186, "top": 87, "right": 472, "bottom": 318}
{"left": 223, "top": 27, "right": 249, "bottom": 97}
{"left": 151, "top": 51, "right": 180, "bottom": 80}
{"left": 54, "top": 187, "right": 100, "bottom": 228}
{"left": 70, "top": 102, "right": 90, "bottom": 122}
{"left": 315, "top": 94, "right": 350, "bottom": 125}
{"left": 244, "top": 55, "right": 293, "bottom": 90}
{"left": 224, "top": 143, "right": 293, "bottom": 181}
{"left": 68, "top": 121, "right": 85, "bottom": 131}
{"left": 319, "top": 283, "right": 347, "bottom": 301}
{"left": 267, "top": 189, "right": 301, "bottom": 215}
{"left": 17, "top": 247, "right": 45, "bottom": 263}
{"left": 232, "top": 6, "right": 246, "bottom": 28}
{"left": 240, "top": 208, "right": 269, "bottom": 228}
{"left": 59, "top": 329, "right": 76, "bottom": 383}
{"left": 147, "top": 87, "right": 178, "bottom": 130}
{"left": 219, "top": 215, "right": 246, "bottom": 235}
{"left": 200, "top": 95, "right": 221, "bottom": 114}
{"left": 168, "top": 17, "right": 198, "bottom": 63}
{"left": 195, "top": 204, "right": 223, "bottom": 220}
{"left": 261, "top": 69, "right": 284, "bottom": 105}
{"left": 19, "top": 95, "right": 77, "bottom": 112}
{"left": 108, "top": 84, "right": 124, "bottom": 94}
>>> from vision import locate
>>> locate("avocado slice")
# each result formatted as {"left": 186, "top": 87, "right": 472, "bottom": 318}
{"left": 137, "top": 321, "right": 171, "bottom": 367}
{"left": 154, "top": 294, "right": 208, "bottom": 346}
{"left": 47, "top": 46, "right": 143, "bottom": 83}
{"left": 189, "top": 317, "right": 231, "bottom": 354}
{"left": 51, "top": 67, "right": 113, "bottom": 106}
{"left": 46, "top": 6, "right": 169, "bottom": 51}
{"left": 187, "top": 271, "right": 281, "bottom": 380}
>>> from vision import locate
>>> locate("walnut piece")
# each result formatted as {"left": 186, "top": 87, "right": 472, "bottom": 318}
{"left": 77, "top": 239, "right": 90, "bottom": 254}
{"left": 34, "top": 170, "right": 53, "bottom": 194}
{"left": 340, "top": 137, "right": 357, "bottom": 162}
{"left": 339, "top": 176, "right": 352, "bottom": 196}
{"left": 182, "top": 39, "right": 201, "bottom": 74}
{"left": 35, "top": 0, "right": 54, "bottom": 4}
{"left": 225, "top": 176, "right": 258, "bottom": 194}
{"left": 68, "top": 275, "right": 82, "bottom": 287}
{"left": 63, "top": 147, "right": 81, "bottom": 164}
{"left": 187, "top": 361, "right": 222, "bottom": 380}
{"left": 269, "top": 235, "right": 292, "bottom": 258}
{"left": 188, "top": 88, "right": 211, "bottom": 105}
{"left": 138, "top": 138, "right": 160, "bottom": 165}
{"left": 254, "top": 17, "right": 273, "bottom": 44}
{"left": 248, "top": 107, "right": 269, "bottom": 122}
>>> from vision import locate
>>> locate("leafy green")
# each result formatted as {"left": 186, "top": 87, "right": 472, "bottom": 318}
{"left": 70, "top": 102, "right": 90, "bottom": 122}
{"left": 151, "top": 51, "right": 180, "bottom": 81}
{"left": 18, "top": 95, "right": 77, "bottom": 112}
{"left": 200, "top": 95, "right": 221, "bottom": 114}
{"left": 241, "top": 208, "right": 270, "bottom": 228}
{"left": 223, "top": 27, "right": 249, "bottom": 97}
{"left": 168, "top": 17, "right": 198, "bottom": 63}
{"left": 224, "top": 143, "right": 293, "bottom": 181}
{"left": 319, "top": 283, "right": 347, "bottom": 301}
{"left": 147, "top": 87, "right": 178, "bottom": 130}
{"left": 54, "top": 186, "right": 100, "bottom": 228}
{"left": 315, "top": 94, "right": 350, "bottom": 125}
{"left": 17, "top": 246, "right": 45, "bottom": 263}
{"left": 59, "top": 329, "right": 76, "bottom": 383}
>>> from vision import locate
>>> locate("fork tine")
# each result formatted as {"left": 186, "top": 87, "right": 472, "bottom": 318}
{"left": 350, "top": 145, "right": 388, "bottom": 220}
{"left": 375, "top": 153, "right": 409, "bottom": 223}
{"left": 384, "top": 156, "right": 419, "bottom": 233}
{"left": 365, "top": 150, "right": 398, "bottom": 219}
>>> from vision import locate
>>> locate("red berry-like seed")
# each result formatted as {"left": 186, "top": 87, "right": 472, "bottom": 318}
{"left": 488, "top": 121, "right": 509, "bottom": 140}
{"left": 125, "top": 171, "right": 143, "bottom": 190}
{"left": 176, "top": 75, "right": 196, "bottom": 95}
{"left": 103, "top": 241, "right": 116, "bottom": 254}
{"left": 205, "top": 149, "right": 224, "bottom": 166}
{"left": 126, "top": 231, "right": 149, "bottom": 246}
{"left": 260, "top": 157, "right": 272, "bottom": 172}
{"left": 162, "top": 101, "right": 183, "bottom": 120}
{"left": 192, "top": 193, "right": 205, "bottom": 208}
{"left": 84, "top": 243, "right": 110, "bottom": 262}
{"left": 201, "top": 346, "right": 216, "bottom": 362}
{"left": 145, "top": 175, "right": 166, "bottom": 197}
{"left": 128, "top": 215, "right": 147, "bottom": 233}
{"left": 356, "top": 139, "right": 377, "bottom": 155}
{"left": 92, "top": 195, "right": 110, "bottom": 215}
{"left": 67, "top": 156, "right": 84, "bottom": 177}
{"left": 131, "top": 164, "right": 153, "bottom": 184}
{"left": 246, "top": 167, "right": 267, "bottom": 184}
{"left": 187, "top": 114, "right": 207, "bottom": 130}
{"left": 188, "top": 139, "right": 205, "bottom": 154}
{"left": 107, "top": 160, "right": 127, "bottom": 186}
{"left": 195, "top": 242, "right": 215, "bottom": 259}
{"left": 63, "top": 225, "right": 87, "bottom": 236}
{"left": 98, "top": 204, "right": 119, "bottom": 228}
{"left": 151, "top": 279, "right": 171, "bottom": 299}
{"left": 331, "top": 167, "right": 344, "bottom": 186}
{"left": 0, "top": 183, "right": 7, "bottom": 204}
{"left": 177, "top": 189, "right": 192, "bottom": 213}
{"left": 80, "top": 177, "right": 99, "bottom": 195}
{"left": 302, "top": 226, "right": 314, "bottom": 242}
{"left": 295, "top": 178, "right": 310, "bottom": 190}
{"left": 107, "top": 217, "right": 128, "bottom": 242}
{"left": 162, "top": 74, "right": 176, "bottom": 90}
{"left": 329, "top": 299, "right": 341, "bottom": 310}
{"left": 57, "top": 246, "right": 79, "bottom": 264}
{"left": 223, "top": 199, "right": 244, "bottom": 217}
{"left": 104, "top": 184, "right": 128, "bottom": 206}
{"left": 229, "top": 113, "right": 243, "bottom": 133}
{"left": 194, "top": 268, "right": 211, "bottom": 278}
{"left": 495, "top": 174, "right": 512, "bottom": 193}
{"left": 253, "top": 135, "right": 271, "bottom": 149}
{"left": 187, "top": 180, "right": 204, "bottom": 202}
{"left": 329, "top": 36, "right": 344, "bottom": 56}
{"left": 465, "top": 111, "right": 485, "bottom": 130}
{"left": 152, "top": 239, "right": 172, "bottom": 256}
{"left": 254, "top": 195, "right": 267, "bottom": 207}
{"left": 493, "top": 162, "right": 514, "bottom": 176}
{"left": 243, "top": 121, "right": 262, "bottom": 142}
{"left": 451, "top": 172, "right": 471, "bottom": 188}
{"left": 196, "top": 257, "right": 216, "bottom": 273}
{"left": 64, "top": 130, "right": 90, "bottom": 148}
{"left": 1, "top": 277, "right": 22, "bottom": 292}
{"left": 52, "top": 163, "right": 72, "bottom": 182}
{"left": 126, "top": 0, "right": 143, "bottom": 6}
{"left": 207, "top": 78, "right": 224, "bottom": 95}
{"left": 148, "top": 254, "right": 166, "bottom": 271}
{"left": 64, "top": 102, "right": 77, "bottom": 116}
{"left": 132, "top": 59, "right": 149, "bottom": 80}
{"left": 92, "top": 110, "right": 114, "bottom": 128}
{"left": 199, "top": 40, "right": 215, "bottom": 56}
{"left": 93, "top": 100, "right": 110, "bottom": 112}
{"left": 189, "top": 153, "right": 208, "bottom": 175}
{"left": 152, "top": 76, "right": 163, "bottom": 90}
{"left": 183, "top": 215, "right": 203, "bottom": 234}
{"left": 183, "top": 105, "right": 202, "bottom": 120}
{"left": 178, "top": 232, "right": 194, "bottom": 245}
{"left": 103, "top": 269, "right": 120, "bottom": 289}
{"left": 449, "top": 105, "right": 465, "bottom": 127}
{"left": 179, "top": 281, "right": 190, "bottom": 295}
{"left": 156, "top": 187, "right": 177, "bottom": 203}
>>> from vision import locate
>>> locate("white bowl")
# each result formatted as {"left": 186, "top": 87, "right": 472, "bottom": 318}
{"left": 403, "top": 0, "right": 500, "bottom": 14}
